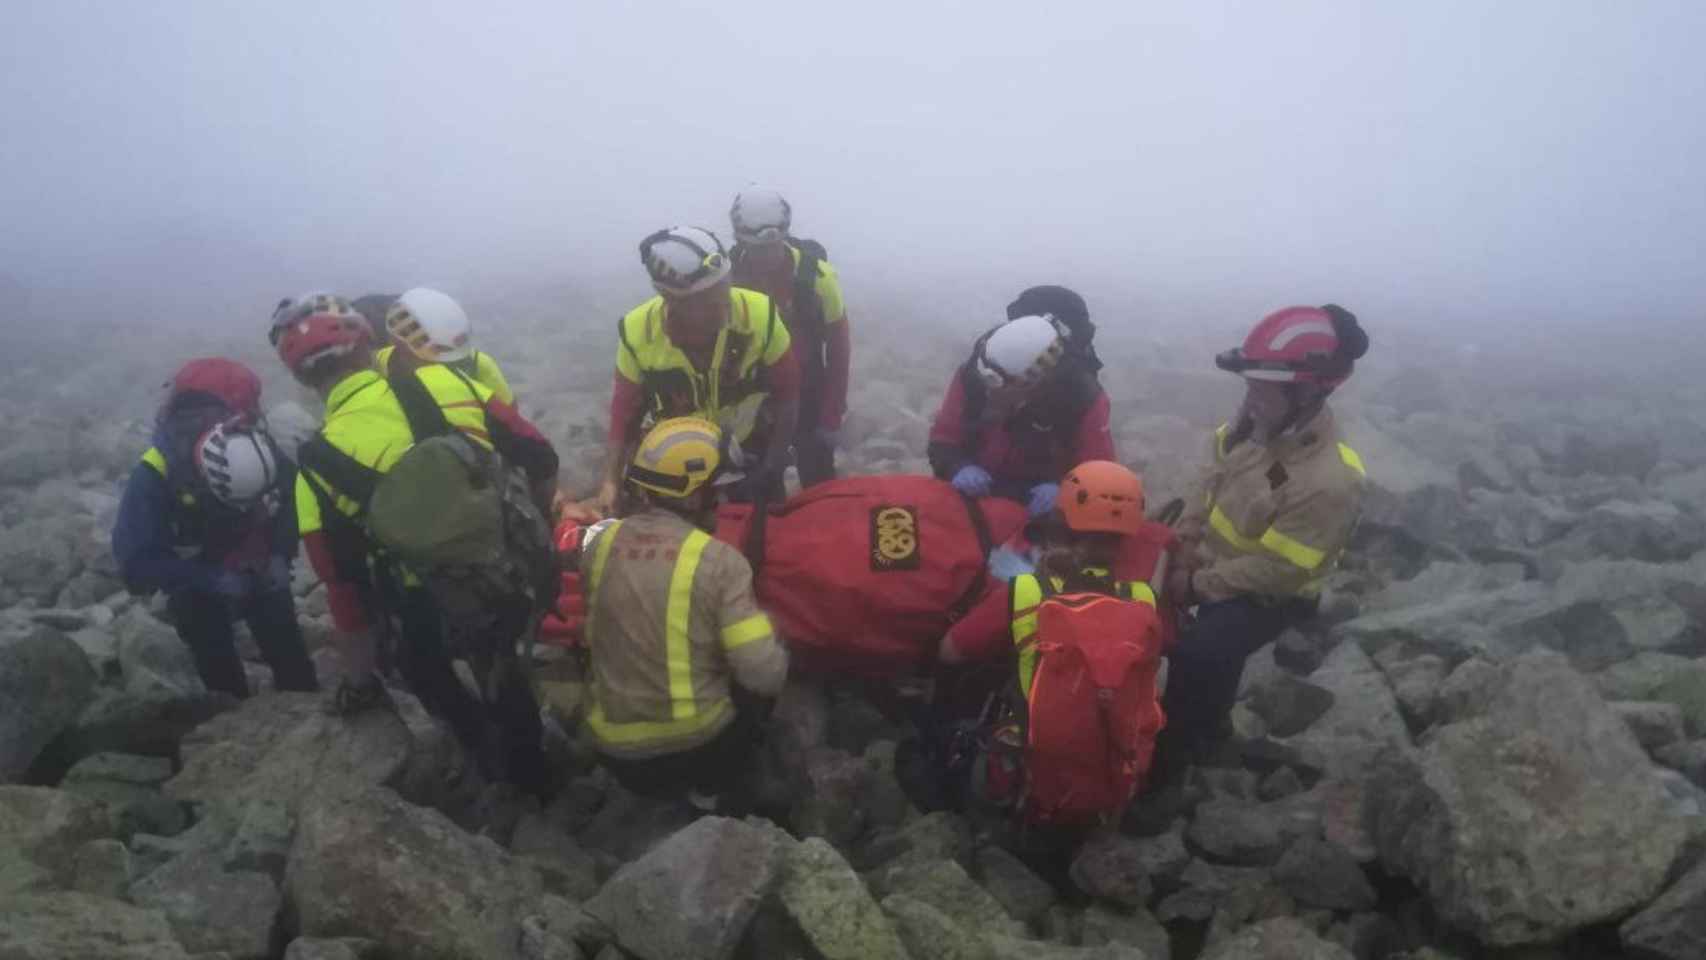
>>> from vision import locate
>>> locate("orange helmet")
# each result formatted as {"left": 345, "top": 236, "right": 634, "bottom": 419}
{"left": 1059, "top": 461, "right": 1144, "bottom": 535}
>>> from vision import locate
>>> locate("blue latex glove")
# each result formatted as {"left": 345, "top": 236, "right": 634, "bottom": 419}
{"left": 1027, "top": 483, "right": 1060, "bottom": 517}
{"left": 987, "top": 545, "right": 1037, "bottom": 581}
{"left": 952, "top": 465, "right": 993, "bottom": 497}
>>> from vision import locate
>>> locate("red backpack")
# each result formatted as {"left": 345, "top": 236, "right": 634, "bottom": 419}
{"left": 1017, "top": 578, "right": 1165, "bottom": 826}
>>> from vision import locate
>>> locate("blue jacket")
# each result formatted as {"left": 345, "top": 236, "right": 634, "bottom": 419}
{"left": 111, "top": 425, "right": 298, "bottom": 597}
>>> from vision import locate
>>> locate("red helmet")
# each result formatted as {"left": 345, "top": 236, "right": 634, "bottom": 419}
{"left": 273, "top": 296, "right": 370, "bottom": 376}
{"left": 1216, "top": 304, "right": 1367, "bottom": 388}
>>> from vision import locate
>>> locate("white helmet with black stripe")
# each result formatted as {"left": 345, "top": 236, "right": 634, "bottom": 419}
{"left": 974, "top": 314, "right": 1068, "bottom": 391}
{"left": 195, "top": 421, "right": 279, "bottom": 507}
{"left": 640, "top": 226, "right": 731, "bottom": 297}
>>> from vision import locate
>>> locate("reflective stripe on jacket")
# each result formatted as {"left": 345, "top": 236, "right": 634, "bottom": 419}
{"left": 583, "top": 510, "right": 787, "bottom": 759}
{"left": 1182, "top": 406, "right": 1366, "bottom": 600}
{"left": 374, "top": 346, "right": 517, "bottom": 406}
{"left": 1009, "top": 571, "right": 1156, "bottom": 697}
{"left": 613, "top": 287, "right": 791, "bottom": 443}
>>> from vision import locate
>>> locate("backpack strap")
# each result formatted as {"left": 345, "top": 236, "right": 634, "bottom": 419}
{"left": 297, "top": 435, "right": 381, "bottom": 511}
{"left": 387, "top": 367, "right": 454, "bottom": 442}
{"left": 791, "top": 245, "right": 824, "bottom": 332}
{"left": 944, "top": 493, "right": 996, "bottom": 622}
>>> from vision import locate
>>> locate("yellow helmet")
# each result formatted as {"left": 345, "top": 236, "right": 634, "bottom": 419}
{"left": 628, "top": 417, "right": 723, "bottom": 499}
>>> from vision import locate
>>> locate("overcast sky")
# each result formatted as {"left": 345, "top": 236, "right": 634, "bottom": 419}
{"left": 3, "top": 0, "right": 1704, "bottom": 334}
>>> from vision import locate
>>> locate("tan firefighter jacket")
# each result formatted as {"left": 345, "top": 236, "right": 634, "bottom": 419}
{"left": 1178, "top": 406, "right": 1366, "bottom": 602}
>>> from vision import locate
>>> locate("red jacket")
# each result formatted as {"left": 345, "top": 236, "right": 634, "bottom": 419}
{"left": 928, "top": 366, "right": 1115, "bottom": 498}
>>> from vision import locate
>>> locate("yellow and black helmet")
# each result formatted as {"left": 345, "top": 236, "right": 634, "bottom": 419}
{"left": 628, "top": 417, "right": 724, "bottom": 499}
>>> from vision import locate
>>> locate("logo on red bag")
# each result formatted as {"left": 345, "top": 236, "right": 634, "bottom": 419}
{"left": 870, "top": 505, "right": 920, "bottom": 571}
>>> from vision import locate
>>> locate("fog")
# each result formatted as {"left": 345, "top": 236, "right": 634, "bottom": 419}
{"left": 4, "top": 0, "right": 1705, "bottom": 341}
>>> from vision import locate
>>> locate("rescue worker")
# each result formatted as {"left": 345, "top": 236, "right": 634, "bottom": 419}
{"left": 929, "top": 311, "right": 1115, "bottom": 515}
{"left": 113, "top": 362, "right": 318, "bottom": 699}
{"left": 596, "top": 226, "right": 800, "bottom": 513}
{"left": 374, "top": 287, "right": 517, "bottom": 404}
{"left": 916, "top": 462, "right": 1160, "bottom": 817}
{"left": 728, "top": 188, "right": 851, "bottom": 488}
{"left": 1157, "top": 304, "right": 1370, "bottom": 770}
{"left": 270, "top": 293, "right": 559, "bottom": 797}
{"left": 582, "top": 417, "right": 788, "bottom": 810}
{"left": 938, "top": 461, "right": 1158, "bottom": 666}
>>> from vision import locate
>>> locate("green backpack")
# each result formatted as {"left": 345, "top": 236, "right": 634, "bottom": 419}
{"left": 302, "top": 368, "right": 555, "bottom": 656}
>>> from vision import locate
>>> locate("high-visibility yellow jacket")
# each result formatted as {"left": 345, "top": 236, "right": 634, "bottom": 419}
{"left": 582, "top": 509, "right": 788, "bottom": 759}
{"left": 374, "top": 345, "right": 516, "bottom": 406}
{"left": 1009, "top": 571, "right": 1156, "bottom": 697}
{"left": 291, "top": 365, "right": 558, "bottom": 631}
{"left": 1179, "top": 406, "right": 1366, "bottom": 601}
{"left": 614, "top": 287, "right": 791, "bottom": 443}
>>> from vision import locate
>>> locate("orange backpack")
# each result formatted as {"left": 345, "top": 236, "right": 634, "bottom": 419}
{"left": 1017, "top": 577, "right": 1166, "bottom": 826}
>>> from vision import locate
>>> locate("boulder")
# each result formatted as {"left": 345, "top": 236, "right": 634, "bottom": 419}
{"left": 882, "top": 894, "right": 991, "bottom": 960}
{"left": 114, "top": 607, "right": 204, "bottom": 700}
{"left": 777, "top": 837, "right": 909, "bottom": 960}
{"left": 0, "top": 786, "right": 114, "bottom": 895}
{"left": 283, "top": 939, "right": 385, "bottom": 960}
{"left": 1499, "top": 600, "right": 1634, "bottom": 672}
{"left": 130, "top": 849, "right": 281, "bottom": 959}
{"left": 584, "top": 816, "right": 786, "bottom": 960}
{"left": 1153, "top": 859, "right": 1274, "bottom": 926}
{"left": 972, "top": 845, "right": 1057, "bottom": 926}
{"left": 1372, "top": 649, "right": 1449, "bottom": 731}
{"left": 1370, "top": 651, "right": 1690, "bottom": 946}
{"left": 1198, "top": 917, "right": 1353, "bottom": 960}
{"left": 1271, "top": 834, "right": 1376, "bottom": 912}
{"left": 0, "top": 515, "right": 82, "bottom": 606}
{"left": 1655, "top": 739, "right": 1706, "bottom": 788}
{"left": 856, "top": 810, "right": 973, "bottom": 872}
{"left": 1245, "top": 674, "right": 1335, "bottom": 738}
{"left": 286, "top": 787, "right": 543, "bottom": 960}
{"left": 1612, "top": 700, "right": 1687, "bottom": 751}
{"left": 1070, "top": 823, "right": 1190, "bottom": 907}
{"left": 0, "top": 891, "right": 193, "bottom": 960}
{"left": 791, "top": 746, "right": 871, "bottom": 849}
{"left": 62, "top": 752, "right": 184, "bottom": 837}
{"left": 166, "top": 693, "right": 413, "bottom": 817}
{"left": 1187, "top": 800, "right": 1286, "bottom": 866}
{"left": 871, "top": 857, "right": 1025, "bottom": 939}
{"left": 881, "top": 894, "right": 1150, "bottom": 960}
{"left": 1080, "top": 903, "right": 1170, "bottom": 960}
{"left": 510, "top": 812, "right": 601, "bottom": 901}
{"left": 1557, "top": 500, "right": 1706, "bottom": 563}
{"left": 71, "top": 837, "right": 131, "bottom": 898}
{"left": 1619, "top": 855, "right": 1706, "bottom": 960}
{"left": 0, "top": 626, "right": 97, "bottom": 781}
{"left": 1281, "top": 642, "right": 1412, "bottom": 784}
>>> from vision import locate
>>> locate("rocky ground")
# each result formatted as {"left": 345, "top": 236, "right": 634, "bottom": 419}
{"left": 3, "top": 297, "right": 1706, "bottom": 959}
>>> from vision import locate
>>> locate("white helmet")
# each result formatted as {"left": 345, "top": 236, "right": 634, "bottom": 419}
{"left": 195, "top": 421, "right": 279, "bottom": 508}
{"left": 730, "top": 188, "right": 791, "bottom": 246}
{"left": 640, "top": 226, "right": 731, "bottom": 297}
{"left": 975, "top": 314, "right": 1068, "bottom": 390}
{"left": 386, "top": 288, "right": 473, "bottom": 362}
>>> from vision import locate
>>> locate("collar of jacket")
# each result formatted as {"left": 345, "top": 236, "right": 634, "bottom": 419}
{"left": 1264, "top": 405, "right": 1337, "bottom": 462}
